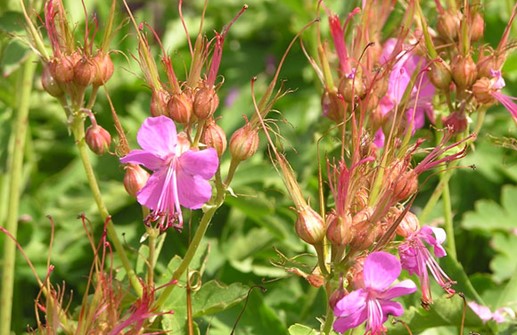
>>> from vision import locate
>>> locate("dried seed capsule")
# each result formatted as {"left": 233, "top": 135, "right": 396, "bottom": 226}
{"left": 229, "top": 123, "right": 259, "bottom": 162}
{"left": 167, "top": 92, "right": 193, "bottom": 124}
{"left": 73, "top": 56, "right": 96, "bottom": 87}
{"left": 193, "top": 86, "right": 219, "bottom": 120}
{"left": 49, "top": 54, "right": 76, "bottom": 84}
{"left": 451, "top": 54, "right": 478, "bottom": 90}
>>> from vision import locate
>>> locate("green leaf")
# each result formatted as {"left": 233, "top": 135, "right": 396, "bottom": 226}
{"left": 288, "top": 323, "right": 320, "bottom": 335}
{"left": 192, "top": 280, "right": 249, "bottom": 317}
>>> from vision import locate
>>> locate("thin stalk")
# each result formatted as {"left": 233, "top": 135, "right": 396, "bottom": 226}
{"left": 0, "top": 53, "right": 37, "bottom": 335}
{"left": 321, "top": 300, "right": 334, "bottom": 335}
{"left": 147, "top": 228, "right": 158, "bottom": 288}
{"left": 70, "top": 116, "right": 143, "bottom": 297}
{"left": 418, "top": 161, "right": 456, "bottom": 223}
{"left": 441, "top": 178, "right": 456, "bottom": 259}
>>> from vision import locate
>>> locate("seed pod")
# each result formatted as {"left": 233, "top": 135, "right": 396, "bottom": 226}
{"left": 73, "top": 56, "right": 96, "bottom": 87}
{"left": 92, "top": 52, "right": 114, "bottom": 86}
{"left": 437, "top": 9, "right": 461, "bottom": 41}
{"left": 321, "top": 90, "right": 345, "bottom": 123}
{"left": 349, "top": 207, "right": 378, "bottom": 251}
{"left": 150, "top": 89, "right": 169, "bottom": 117}
{"left": 469, "top": 12, "right": 485, "bottom": 42}
{"left": 339, "top": 72, "right": 366, "bottom": 103}
{"left": 85, "top": 124, "right": 111, "bottom": 155}
{"left": 387, "top": 161, "right": 418, "bottom": 202}
{"left": 396, "top": 211, "right": 420, "bottom": 238}
{"left": 202, "top": 120, "right": 227, "bottom": 156}
{"left": 41, "top": 64, "right": 64, "bottom": 97}
{"left": 451, "top": 54, "right": 478, "bottom": 90}
{"left": 193, "top": 87, "right": 219, "bottom": 120}
{"left": 443, "top": 111, "right": 468, "bottom": 133}
{"left": 295, "top": 206, "right": 326, "bottom": 245}
{"left": 429, "top": 59, "right": 452, "bottom": 90}
{"left": 49, "top": 54, "right": 76, "bottom": 84}
{"left": 229, "top": 123, "right": 259, "bottom": 162}
{"left": 123, "top": 164, "right": 150, "bottom": 198}
{"left": 326, "top": 212, "right": 353, "bottom": 247}
{"left": 472, "top": 77, "right": 495, "bottom": 104}
{"left": 167, "top": 92, "right": 193, "bottom": 124}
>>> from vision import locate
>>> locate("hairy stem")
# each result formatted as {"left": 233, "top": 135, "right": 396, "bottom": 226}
{"left": 0, "top": 53, "right": 37, "bottom": 335}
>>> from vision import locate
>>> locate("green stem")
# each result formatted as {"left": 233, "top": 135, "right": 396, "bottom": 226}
{"left": 70, "top": 116, "right": 143, "bottom": 297}
{"left": 147, "top": 228, "right": 158, "bottom": 288}
{"left": 441, "top": 178, "right": 456, "bottom": 260}
{"left": 321, "top": 300, "right": 334, "bottom": 335}
{"left": 0, "top": 53, "right": 37, "bottom": 335}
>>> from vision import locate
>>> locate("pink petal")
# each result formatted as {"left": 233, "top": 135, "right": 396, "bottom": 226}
{"left": 333, "top": 290, "right": 368, "bottom": 332}
{"left": 136, "top": 116, "right": 178, "bottom": 157}
{"left": 373, "top": 128, "right": 385, "bottom": 148}
{"left": 136, "top": 169, "right": 168, "bottom": 210}
{"left": 120, "top": 149, "right": 165, "bottom": 171}
{"left": 363, "top": 252, "right": 401, "bottom": 291}
{"left": 468, "top": 301, "right": 493, "bottom": 323}
{"left": 492, "top": 92, "right": 517, "bottom": 122}
{"left": 380, "top": 279, "right": 417, "bottom": 300}
{"left": 420, "top": 226, "right": 447, "bottom": 258}
{"left": 176, "top": 174, "right": 213, "bottom": 209}
{"left": 379, "top": 300, "right": 405, "bottom": 318}
{"left": 178, "top": 148, "right": 219, "bottom": 180}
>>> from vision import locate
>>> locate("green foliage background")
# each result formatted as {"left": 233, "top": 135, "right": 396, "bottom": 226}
{"left": 0, "top": 0, "right": 516, "bottom": 334}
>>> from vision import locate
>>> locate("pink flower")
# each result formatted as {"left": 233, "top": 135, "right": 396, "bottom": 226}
{"left": 468, "top": 301, "right": 514, "bottom": 324}
{"left": 121, "top": 116, "right": 218, "bottom": 230}
{"left": 333, "top": 252, "right": 417, "bottom": 334}
{"left": 376, "top": 39, "right": 435, "bottom": 146}
{"left": 488, "top": 70, "right": 517, "bottom": 123}
{"left": 398, "top": 226, "right": 455, "bottom": 306}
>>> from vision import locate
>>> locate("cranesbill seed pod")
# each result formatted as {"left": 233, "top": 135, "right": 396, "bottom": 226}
{"left": 472, "top": 77, "right": 495, "bottom": 104}
{"left": 150, "top": 89, "right": 169, "bottom": 117}
{"left": 295, "top": 206, "right": 326, "bottom": 245}
{"left": 167, "top": 92, "right": 193, "bottom": 124}
{"left": 443, "top": 111, "right": 468, "bottom": 133}
{"left": 387, "top": 161, "right": 418, "bottom": 202}
{"left": 326, "top": 212, "right": 353, "bottom": 247}
{"left": 395, "top": 211, "right": 420, "bottom": 238}
{"left": 437, "top": 9, "right": 461, "bottom": 41}
{"left": 349, "top": 207, "right": 378, "bottom": 251}
{"left": 470, "top": 12, "right": 485, "bottom": 42}
{"left": 321, "top": 90, "right": 345, "bottom": 123}
{"left": 202, "top": 120, "right": 227, "bottom": 156}
{"left": 49, "top": 54, "right": 76, "bottom": 84}
{"left": 123, "top": 164, "right": 150, "bottom": 198}
{"left": 73, "top": 56, "right": 96, "bottom": 87}
{"left": 229, "top": 123, "right": 259, "bottom": 162}
{"left": 41, "top": 64, "right": 64, "bottom": 97}
{"left": 85, "top": 124, "right": 111, "bottom": 155}
{"left": 92, "top": 52, "right": 114, "bottom": 86}
{"left": 451, "top": 54, "right": 478, "bottom": 89}
{"left": 429, "top": 60, "right": 452, "bottom": 90}
{"left": 193, "top": 87, "right": 219, "bottom": 120}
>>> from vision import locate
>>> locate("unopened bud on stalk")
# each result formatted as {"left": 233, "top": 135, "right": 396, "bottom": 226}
{"left": 451, "top": 54, "right": 478, "bottom": 89}
{"left": 123, "top": 164, "right": 150, "bottom": 198}
{"left": 429, "top": 60, "right": 452, "bottom": 90}
{"left": 229, "top": 123, "right": 259, "bottom": 162}
{"left": 85, "top": 124, "right": 111, "bottom": 155}
{"left": 295, "top": 206, "right": 326, "bottom": 245}
{"left": 73, "top": 56, "right": 96, "bottom": 87}
{"left": 326, "top": 212, "right": 353, "bottom": 246}
{"left": 41, "top": 64, "right": 64, "bottom": 97}
{"left": 395, "top": 210, "right": 420, "bottom": 238}
{"left": 321, "top": 90, "right": 345, "bottom": 123}
{"left": 92, "top": 52, "right": 114, "bottom": 86}
{"left": 328, "top": 284, "right": 347, "bottom": 310}
{"left": 202, "top": 120, "right": 227, "bottom": 156}
{"left": 472, "top": 77, "right": 495, "bottom": 104}
{"left": 387, "top": 161, "right": 418, "bottom": 202}
{"left": 167, "top": 92, "right": 193, "bottom": 124}
{"left": 443, "top": 111, "right": 468, "bottom": 133}
{"left": 193, "top": 87, "right": 219, "bottom": 120}
{"left": 150, "top": 89, "right": 169, "bottom": 117}
{"left": 470, "top": 12, "right": 485, "bottom": 42}
{"left": 49, "top": 54, "right": 77, "bottom": 84}
{"left": 339, "top": 72, "right": 366, "bottom": 103}
{"left": 437, "top": 10, "right": 461, "bottom": 41}
{"left": 349, "top": 207, "right": 378, "bottom": 251}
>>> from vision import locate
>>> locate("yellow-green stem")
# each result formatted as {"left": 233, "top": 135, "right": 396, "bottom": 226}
{"left": 0, "top": 53, "right": 37, "bottom": 335}
{"left": 321, "top": 297, "right": 334, "bottom": 335}
{"left": 441, "top": 179, "right": 456, "bottom": 259}
{"left": 70, "top": 116, "right": 143, "bottom": 297}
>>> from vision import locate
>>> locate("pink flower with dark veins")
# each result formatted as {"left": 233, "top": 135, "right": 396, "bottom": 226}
{"left": 121, "top": 116, "right": 218, "bottom": 230}
{"left": 487, "top": 70, "right": 517, "bottom": 123}
{"left": 398, "top": 226, "right": 455, "bottom": 307}
{"left": 333, "top": 252, "right": 417, "bottom": 334}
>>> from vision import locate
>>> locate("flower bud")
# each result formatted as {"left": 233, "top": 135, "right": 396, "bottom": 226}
{"left": 387, "top": 161, "right": 418, "bottom": 202}
{"left": 49, "top": 54, "right": 76, "bottom": 84}
{"left": 41, "top": 64, "right": 64, "bottom": 97}
{"left": 229, "top": 123, "right": 259, "bottom": 162}
{"left": 469, "top": 12, "right": 485, "bottom": 42}
{"left": 150, "top": 89, "right": 169, "bottom": 117}
{"left": 123, "top": 164, "right": 150, "bottom": 198}
{"left": 202, "top": 120, "right": 227, "bottom": 156}
{"left": 85, "top": 124, "right": 111, "bottom": 155}
{"left": 326, "top": 212, "right": 353, "bottom": 246}
{"left": 92, "top": 52, "right": 114, "bottom": 86}
{"left": 437, "top": 10, "right": 461, "bottom": 41}
{"left": 73, "top": 56, "right": 96, "bottom": 87}
{"left": 477, "top": 52, "right": 505, "bottom": 78}
{"left": 339, "top": 72, "right": 366, "bottom": 103}
{"left": 429, "top": 59, "right": 452, "bottom": 90}
{"left": 395, "top": 211, "right": 420, "bottom": 238}
{"left": 328, "top": 286, "right": 347, "bottom": 310}
{"left": 295, "top": 206, "right": 326, "bottom": 245}
{"left": 472, "top": 77, "right": 495, "bottom": 104}
{"left": 167, "top": 92, "right": 193, "bottom": 124}
{"left": 349, "top": 207, "right": 378, "bottom": 251}
{"left": 443, "top": 111, "right": 468, "bottom": 133}
{"left": 451, "top": 54, "right": 478, "bottom": 90}
{"left": 193, "top": 87, "right": 219, "bottom": 120}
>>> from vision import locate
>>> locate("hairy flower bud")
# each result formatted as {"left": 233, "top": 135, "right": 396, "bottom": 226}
{"left": 387, "top": 161, "right": 418, "bottom": 202}
{"left": 41, "top": 64, "right": 64, "bottom": 97}
{"left": 326, "top": 212, "right": 353, "bottom": 246}
{"left": 328, "top": 286, "right": 347, "bottom": 310}
{"left": 472, "top": 77, "right": 495, "bottom": 104}
{"left": 349, "top": 207, "right": 378, "bottom": 251}
{"left": 443, "top": 111, "right": 468, "bottom": 133}
{"left": 321, "top": 90, "right": 345, "bottom": 123}
{"left": 150, "top": 89, "right": 169, "bottom": 117}
{"left": 295, "top": 206, "right": 326, "bottom": 245}
{"left": 123, "top": 164, "right": 150, "bottom": 198}
{"left": 477, "top": 52, "right": 505, "bottom": 78}
{"left": 451, "top": 54, "right": 478, "bottom": 89}
{"left": 339, "top": 72, "right": 366, "bottom": 103}
{"left": 85, "top": 124, "right": 111, "bottom": 155}
{"left": 193, "top": 87, "right": 219, "bottom": 120}
{"left": 73, "top": 56, "right": 96, "bottom": 87}
{"left": 229, "top": 123, "right": 259, "bottom": 162}
{"left": 437, "top": 10, "right": 461, "bottom": 41}
{"left": 92, "top": 52, "right": 114, "bottom": 86}
{"left": 202, "top": 120, "right": 227, "bottom": 156}
{"left": 469, "top": 12, "right": 485, "bottom": 42}
{"left": 395, "top": 211, "right": 420, "bottom": 238}
{"left": 167, "top": 92, "right": 193, "bottom": 124}
{"left": 429, "top": 59, "right": 452, "bottom": 90}
{"left": 49, "top": 54, "right": 76, "bottom": 84}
